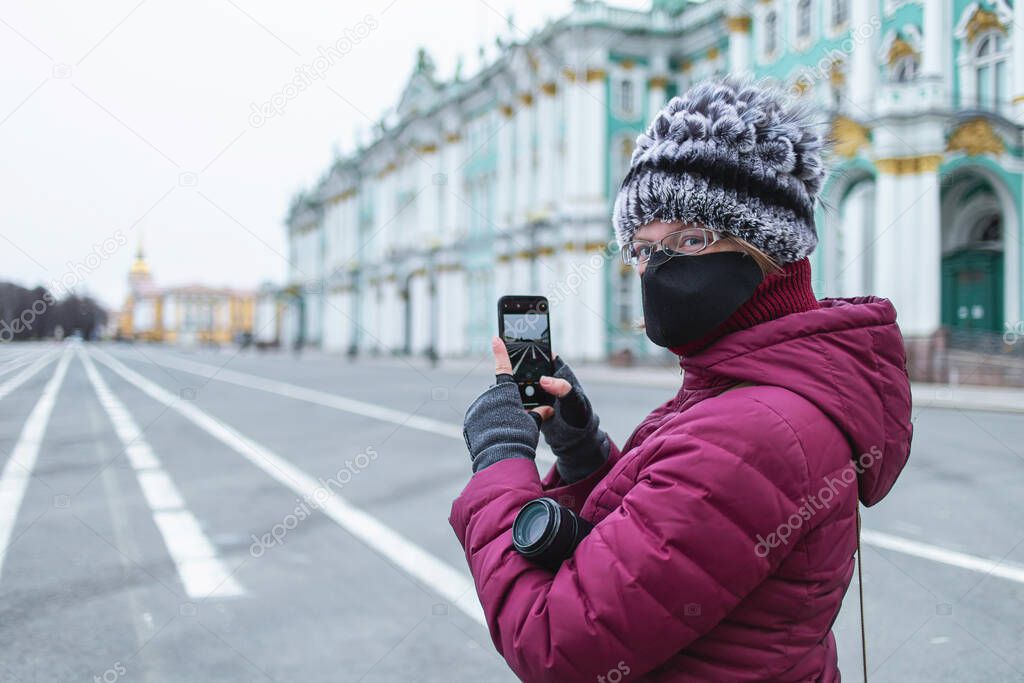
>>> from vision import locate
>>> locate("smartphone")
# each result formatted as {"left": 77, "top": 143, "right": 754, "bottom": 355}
{"left": 497, "top": 295, "right": 555, "bottom": 408}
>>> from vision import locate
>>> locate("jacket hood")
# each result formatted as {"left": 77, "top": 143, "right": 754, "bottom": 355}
{"left": 679, "top": 296, "right": 913, "bottom": 506}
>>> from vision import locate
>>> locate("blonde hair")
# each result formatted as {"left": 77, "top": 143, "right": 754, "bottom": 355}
{"left": 718, "top": 234, "right": 783, "bottom": 277}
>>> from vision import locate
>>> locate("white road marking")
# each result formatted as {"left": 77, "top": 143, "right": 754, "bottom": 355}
{"left": 100, "top": 349, "right": 1024, "bottom": 592}
{"left": 0, "top": 348, "right": 58, "bottom": 401}
{"left": 0, "top": 351, "right": 42, "bottom": 379}
{"left": 90, "top": 346, "right": 487, "bottom": 625}
{"left": 0, "top": 348, "right": 71, "bottom": 580}
{"left": 80, "top": 349, "right": 243, "bottom": 599}
{"left": 861, "top": 529, "right": 1024, "bottom": 585}
{"left": 107, "top": 347, "right": 556, "bottom": 464}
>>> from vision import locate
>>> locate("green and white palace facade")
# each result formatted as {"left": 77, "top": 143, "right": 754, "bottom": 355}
{"left": 282, "top": 0, "right": 1024, "bottom": 375}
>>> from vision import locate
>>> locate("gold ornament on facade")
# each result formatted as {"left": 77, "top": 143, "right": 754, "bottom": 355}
{"left": 518, "top": 92, "right": 534, "bottom": 107}
{"left": 500, "top": 103, "right": 515, "bottom": 118}
{"left": 828, "top": 58, "right": 846, "bottom": 88}
{"left": 874, "top": 154, "right": 943, "bottom": 175}
{"left": 541, "top": 81, "right": 557, "bottom": 96}
{"left": 706, "top": 46, "right": 720, "bottom": 61}
{"left": 620, "top": 58, "right": 635, "bottom": 70}
{"left": 562, "top": 66, "right": 577, "bottom": 82}
{"left": 946, "top": 117, "right": 1005, "bottom": 157}
{"left": 830, "top": 116, "right": 870, "bottom": 158}
{"left": 790, "top": 76, "right": 811, "bottom": 95}
{"left": 648, "top": 75, "right": 670, "bottom": 89}
{"left": 965, "top": 6, "right": 1007, "bottom": 44}
{"left": 585, "top": 68, "right": 606, "bottom": 82}
{"left": 886, "top": 37, "right": 917, "bottom": 66}
{"left": 725, "top": 15, "right": 751, "bottom": 33}
{"left": 444, "top": 131, "right": 462, "bottom": 143}
{"left": 416, "top": 142, "right": 438, "bottom": 155}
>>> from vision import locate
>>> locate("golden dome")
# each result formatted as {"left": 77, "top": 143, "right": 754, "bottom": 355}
{"left": 130, "top": 243, "right": 150, "bottom": 277}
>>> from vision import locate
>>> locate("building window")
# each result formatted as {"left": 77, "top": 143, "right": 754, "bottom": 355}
{"left": 614, "top": 77, "right": 638, "bottom": 119}
{"left": 796, "top": 0, "right": 812, "bottom": 40}
{"left": 831, "top": 0, "right": 848, "bottom": 27}
{"left": 973, "top": 214, "right": 1002, "bottom": 244}
{"left": 973, "top": 32, "right": 1008, "bottom": 111}
{"left": 892, "top": 55, "right": 918, "bottom": 82}
{"left": 764, "top": 10, "right": 778, "bottom": 56}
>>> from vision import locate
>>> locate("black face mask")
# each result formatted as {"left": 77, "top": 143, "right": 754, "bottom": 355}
{"left": 640, "top": 250, "right": 765, "bottom": 348}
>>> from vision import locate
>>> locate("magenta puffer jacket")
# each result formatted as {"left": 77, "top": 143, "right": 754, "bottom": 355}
{"left": 450, "top": 296, "right": 913, "bottom": 682}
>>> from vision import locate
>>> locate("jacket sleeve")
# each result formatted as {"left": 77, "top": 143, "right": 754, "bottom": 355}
{"left": 537, "top": 439, "right": 621, "bottom": 515}
{"left": 449, "top": 396, "right": 810, "bottom": 683}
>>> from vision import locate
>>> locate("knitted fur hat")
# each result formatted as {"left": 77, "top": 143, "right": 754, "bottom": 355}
{"left": 612, "top": 75, "right": 830, "bottom": 264}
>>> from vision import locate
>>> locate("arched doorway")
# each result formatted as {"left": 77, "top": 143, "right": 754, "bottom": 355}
{"left": 940, "top": 170, "right": 1010, "bottom": 335}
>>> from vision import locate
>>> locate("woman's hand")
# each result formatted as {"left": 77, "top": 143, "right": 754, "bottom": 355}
{"left": 536, "top": 356, "right": 612, "bottom": 484}
{"left": 462, "top": 338, "right": 543, "bottom": 473}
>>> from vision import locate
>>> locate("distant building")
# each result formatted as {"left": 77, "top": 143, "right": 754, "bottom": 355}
{"left": 285, "top": 0, "right": 1024, "bottom": 377}
{"left": 254, "top": 282, "right": 286, "bottom": 348}
{"left": 117, "top": 245, "right": 256, "bottom": 345}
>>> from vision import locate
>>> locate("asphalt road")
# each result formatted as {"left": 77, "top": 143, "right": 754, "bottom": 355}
{"left": 0, "top": 341, "right": 1022, "bottom": 682}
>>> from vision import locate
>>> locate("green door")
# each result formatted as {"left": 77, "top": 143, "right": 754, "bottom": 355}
{"left": 941, "top": 249, "right": 1004, "bottom": 333}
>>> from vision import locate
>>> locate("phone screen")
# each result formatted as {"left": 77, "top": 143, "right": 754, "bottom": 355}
{"left": 499, "top": 298, "right": 554, "bottom": 407}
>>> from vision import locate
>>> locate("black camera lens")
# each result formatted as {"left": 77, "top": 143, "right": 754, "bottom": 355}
{"left": 512, "top": 497, "right": 593, "bottom": 571}
{"left": 538, "top": 301, "right": 548, "bottom": 312}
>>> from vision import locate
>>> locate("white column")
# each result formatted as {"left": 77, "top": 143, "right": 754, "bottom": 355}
{"left": 914, "top": 169, "right": 942, "bottom": 336}
{"left": 513, "top": 97, "right": 529, "bottom": 221}
{"left": 838, "top": 187, "right": 865, "bottom": 296}
{"left": 874, "top": 163, "right": 941, "bottom": 337}
{"left": 922, "top": 0, "right": 947, "bottom": 108}
{"left": 848, "top": 0, "right": 876, "bottom": 115}
{"left": 648, "top": 52, "right": 670, "bottom": 124}
{"left": 537, "top": 83, "right": 555, "bottom": 209}
{"left": 1013, "top": 0, "right": 1024, "bottom": 122}
{"left": 556, "top": 248, "right": 578, "bottom": 359}
{"left": 580, "top": 65, "right": 608, "bottom": 202}
{"left": 562, "top": 59, "right": 583, "bottom": 211}
{"left": 726, "top": 15, "right": 752, "bottom": 76}
{"left": 872, "top": 170, "right": 899, "bottom": 309}
{"left": 922, "top": 0, "right": 945, "bottom": 76}
{"left": 580, "top": 245, "right": 606, "bottom": 361}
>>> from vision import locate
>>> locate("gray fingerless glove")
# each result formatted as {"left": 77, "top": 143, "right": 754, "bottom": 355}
{"left": 463, "top": 375, "right": 539, "bottom": 473}
{"left": 540, "top": 358, "right": 611, "bottom": 484}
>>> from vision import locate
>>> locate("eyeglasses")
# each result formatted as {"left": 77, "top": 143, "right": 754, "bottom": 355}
{"left": 620, "top": 226, "right": 722, "bottom": 267}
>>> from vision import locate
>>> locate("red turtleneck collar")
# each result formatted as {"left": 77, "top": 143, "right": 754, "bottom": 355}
{"left": 669, "top": 257, "right": 820, "bottom": 358}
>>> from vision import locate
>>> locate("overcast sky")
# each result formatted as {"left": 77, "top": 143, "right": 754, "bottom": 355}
{"left": 0, "top": 0, "right": 648, "bottom": 309}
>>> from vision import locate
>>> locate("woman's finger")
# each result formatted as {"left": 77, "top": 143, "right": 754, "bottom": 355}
{"left": 538, "top": 375, "right": 573, "bottom": 398}
{"left": 492, "top": 337, "right": 513, "bottom": 376}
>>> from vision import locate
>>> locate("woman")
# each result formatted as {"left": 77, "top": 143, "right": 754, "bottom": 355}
{"left": 451, "top": 76, "right": 913, "bottom": 682}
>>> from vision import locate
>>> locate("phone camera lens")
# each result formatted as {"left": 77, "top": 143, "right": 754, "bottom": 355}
{"left": 538, "top": 302, "right": 547, "bottom": 312}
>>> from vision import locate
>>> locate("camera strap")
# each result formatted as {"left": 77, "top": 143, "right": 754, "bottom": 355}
{"left": 856, "top": 506, "right": 868, "bottom": 683}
